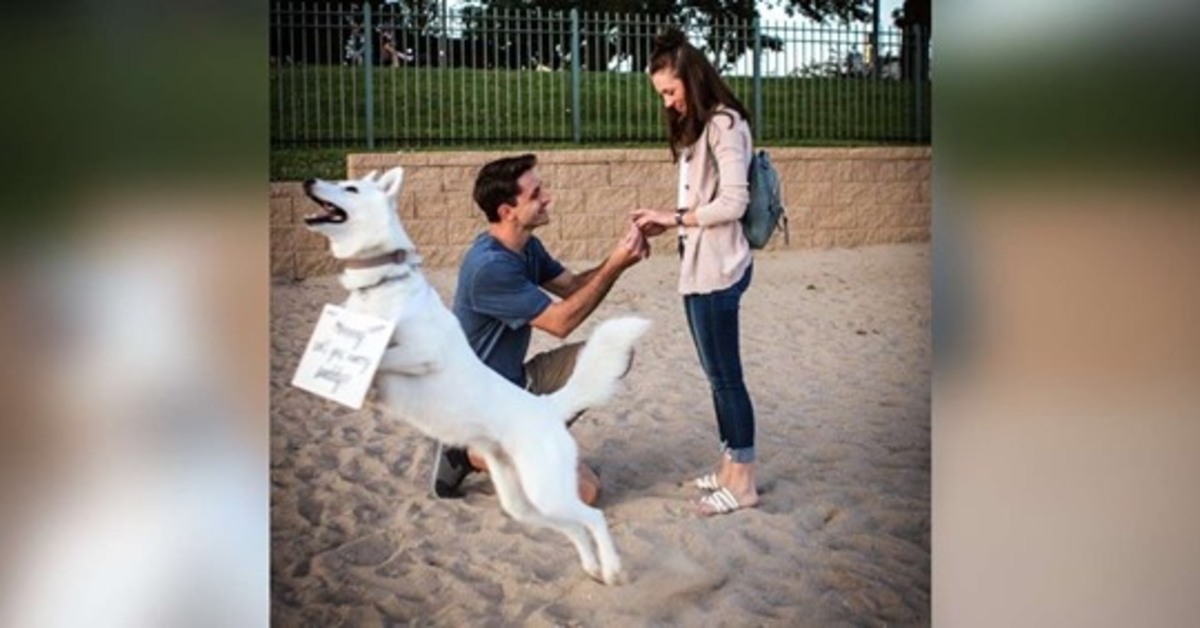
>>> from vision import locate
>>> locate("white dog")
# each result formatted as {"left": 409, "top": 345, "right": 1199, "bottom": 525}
{"left": 301, "top": 167, "right": 649, "bottom": 585}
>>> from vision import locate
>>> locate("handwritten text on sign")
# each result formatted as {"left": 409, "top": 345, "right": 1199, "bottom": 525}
{"left": 291, "top": 304, "right": 395, "bottom": 409}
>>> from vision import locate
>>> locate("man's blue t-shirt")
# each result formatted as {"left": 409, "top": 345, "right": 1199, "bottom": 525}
{"left": 453, "top": 233, "right": 565, "bottom": 387}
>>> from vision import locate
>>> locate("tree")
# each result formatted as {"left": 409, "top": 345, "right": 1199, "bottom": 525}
{"left": 771, "top": 0, "right": 929, "bottom": 80}
{"left": 461, "top": 0, "right": 782, "bottom": 73}
{"left": 458, "top": 0, "right": 673, "bottom": 71}
{"left": 768, "top": 0, "right": 872, "bottom": 23}
{"left": 270, "top": 0, "right": 448, "bottom": 66}
{"left": 676, "top": 0, "right": 785, "bottom": 72}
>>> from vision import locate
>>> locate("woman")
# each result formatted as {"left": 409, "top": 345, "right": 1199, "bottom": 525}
{"left": 631, "top": 26, "right": 758, "bottom": 516}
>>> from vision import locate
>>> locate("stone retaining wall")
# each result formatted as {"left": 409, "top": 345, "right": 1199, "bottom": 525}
{"left": 270, "top": 146, "right": 930, "bottom": 280}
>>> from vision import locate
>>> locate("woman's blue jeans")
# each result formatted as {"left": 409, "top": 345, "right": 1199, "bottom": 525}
{"left": 683, "top": 264, "right": 756, "bottom": 463}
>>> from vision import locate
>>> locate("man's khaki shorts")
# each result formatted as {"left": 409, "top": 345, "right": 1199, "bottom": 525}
{"left": 523, "top": 341, "right": 584, "bottom": 395}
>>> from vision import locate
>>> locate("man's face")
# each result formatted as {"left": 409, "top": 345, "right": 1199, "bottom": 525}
{"left": 509, "top": 169, "right": 551, "bottom": 229}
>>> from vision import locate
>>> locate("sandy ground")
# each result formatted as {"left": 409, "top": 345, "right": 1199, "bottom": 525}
{"left": 270, "top": 243, "right": 930, "bottom": 626}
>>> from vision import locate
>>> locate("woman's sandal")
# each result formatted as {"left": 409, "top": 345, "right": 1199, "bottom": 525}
{"left": 696, "top": 487, "right": 753, "bottom": 516}
{"left": 691, "top": 473, "right": 722, "bottom": 491}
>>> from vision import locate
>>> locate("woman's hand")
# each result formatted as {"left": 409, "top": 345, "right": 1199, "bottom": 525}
{"left": 630, "top": 209, "right": 673, "bottom": 237}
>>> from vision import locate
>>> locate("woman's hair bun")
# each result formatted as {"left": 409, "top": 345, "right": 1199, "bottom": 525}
{"left": 653, "top": 26, "right": 686, "bottom": 53}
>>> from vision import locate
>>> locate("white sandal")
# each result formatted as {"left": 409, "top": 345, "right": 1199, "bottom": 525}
{"left": 697, "top": 487, "right": 748, "bottom": 516}
{"left": 692, "top": 473, "right": 722, "bottom": 491}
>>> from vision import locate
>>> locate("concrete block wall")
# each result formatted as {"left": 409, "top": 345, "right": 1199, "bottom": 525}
{"left": 270, "top": 146, "right": 930, "bottom": 280}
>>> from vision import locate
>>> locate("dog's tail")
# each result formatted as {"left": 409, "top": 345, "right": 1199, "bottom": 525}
{"left": 546, "top": 316, "right": 651, "bottom": 421}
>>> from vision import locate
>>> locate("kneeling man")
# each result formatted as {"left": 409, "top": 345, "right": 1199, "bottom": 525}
{"left": 432, "top": 154, "right": 647, "bottom": 504}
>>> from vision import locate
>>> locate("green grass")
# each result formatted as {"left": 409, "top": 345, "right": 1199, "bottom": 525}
{"left": 270, "top": 66, "right": 929, "bottom": 180}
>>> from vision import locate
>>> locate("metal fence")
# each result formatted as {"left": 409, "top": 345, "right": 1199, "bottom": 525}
{"left": 269, "top": 3, "right": 930, "bottom": 149}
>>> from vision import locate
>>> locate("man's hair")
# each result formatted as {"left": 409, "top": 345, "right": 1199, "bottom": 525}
{"left": 473, "top": 153, "right": 537, "bottom": 223}
{"left": 649, "top": 26, "right": 751, "bottom": 162}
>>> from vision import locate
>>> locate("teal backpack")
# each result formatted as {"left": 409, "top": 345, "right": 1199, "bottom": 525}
{"left": 742, "top": 149, "right": 788, "bottom": 249}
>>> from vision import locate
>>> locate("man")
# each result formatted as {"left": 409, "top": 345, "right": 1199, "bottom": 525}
{"left": 431, "top": 153, "right": 648, "bottom": 504}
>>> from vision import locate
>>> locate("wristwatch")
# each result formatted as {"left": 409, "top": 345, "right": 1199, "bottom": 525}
{"left": 674, "top": 208, "right": 686, "bottom": 227}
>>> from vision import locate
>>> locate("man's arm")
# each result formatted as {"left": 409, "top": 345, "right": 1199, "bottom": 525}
{"left": 542, "top": 264, "right": 600, "bottom": 299}
{"left": 531, "top": 225, "right": 644, "bottom": 339}
{"left": 543, "top": 223, "right": 649, "bottom": 298}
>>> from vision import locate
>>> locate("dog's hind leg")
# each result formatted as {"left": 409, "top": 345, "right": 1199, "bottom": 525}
{"left": 545, "top": 518, "right": 604, "bottom": 583}
{"left": 522, "top": 470, "right": 619, "bottom": 584}
{"left": 477, "top": 447, "right": 604, "bottom": 582}
{"left": 472, "top": 447, "right": 534, "bottom": 521}
{"left": 551, "top": 503, "right": 622, "bottom": 586}
{"left": 592, "top": 520, "right": 623, "bottom": 585}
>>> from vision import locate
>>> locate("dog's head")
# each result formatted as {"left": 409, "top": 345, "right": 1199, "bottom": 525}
{"left": 302, "top": 167, "right": 416, "bottom": 261}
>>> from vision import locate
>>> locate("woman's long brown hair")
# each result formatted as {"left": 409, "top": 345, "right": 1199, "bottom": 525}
{"left": 648, "top": 26, "right": 751, "bottom": 162}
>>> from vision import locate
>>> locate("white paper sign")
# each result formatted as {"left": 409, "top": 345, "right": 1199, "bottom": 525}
{"left": 291, "top": 304, "right": 396, "bottom": 409}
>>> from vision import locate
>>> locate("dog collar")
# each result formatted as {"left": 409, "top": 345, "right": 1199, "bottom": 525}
{"left": 340, "top": 262, "right": 413, "bottom": 291}
{"left": 343, "top": 250, "right": 407, "bottom": 270}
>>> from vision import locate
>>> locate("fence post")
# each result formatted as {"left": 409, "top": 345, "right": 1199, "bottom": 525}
{"left": 363, "top": 2, "right": 375, "bottom": 149}
{"left": 871, "top": 0, "right": 880, "bottom": 79}
{"left": 439, "top": 0, "right": 448, "bottom": 70}
{"left": 753, "top": 18, "right": 762, "bottom": 141}
{"left": 570, "top": 8, "right": 581, "bottom": 143}
{"left": 913, "top": 24, "right": 924, "bottom": 142}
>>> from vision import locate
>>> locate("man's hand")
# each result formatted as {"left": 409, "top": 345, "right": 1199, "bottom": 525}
{"left": 630, "top": 208, "right": 674, "bottom": 237}
{"left": 625, "top": 222, "right": 652, "bottom": 260}
{"left": 608, "top": 223, "right": 647, "bottom": 268}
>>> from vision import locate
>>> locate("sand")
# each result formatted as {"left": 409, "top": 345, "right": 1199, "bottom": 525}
{"left": 270, "top": 243, "right": 930, "bottom": 626}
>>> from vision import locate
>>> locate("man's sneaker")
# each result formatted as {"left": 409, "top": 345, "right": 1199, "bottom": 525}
{"left": 431, "top": 442, "right": 474, "bottom": 498}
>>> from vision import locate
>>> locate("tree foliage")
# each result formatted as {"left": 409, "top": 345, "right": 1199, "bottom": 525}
{"left": 458, "top": 0, "right": 783, "bottom": 72}
{"left": 769, "top": 0, "right": 872, "bottom": 24}
{"left": 768, "top": 0, "right": 929, "bottom": 33}
{"left": 891, "top": 0, "right": 930, "bottom": 33}
{"left": 771, "top": 0, "right": 930, "bottom": 80}
{"left": 270, "top": 0, "right": 923, "bottom": 75}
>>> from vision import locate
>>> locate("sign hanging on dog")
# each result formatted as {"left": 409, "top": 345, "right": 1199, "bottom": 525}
{"left": 291, "top": 304, "right": 395, "bottom": 409}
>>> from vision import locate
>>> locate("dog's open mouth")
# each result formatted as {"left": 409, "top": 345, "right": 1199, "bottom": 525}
{"left": 302, "top": 179, "right": 350, "bottom": 225}
{"left": 303, "top": 199, "right": 348, "bottom": 225}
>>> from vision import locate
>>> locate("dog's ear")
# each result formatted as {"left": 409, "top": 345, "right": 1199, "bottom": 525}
{"left": 361, "top": 170, "right": 380, "bottom": 183}
{"left": 378, "top": 167, "right": 406, "bottom": 200}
